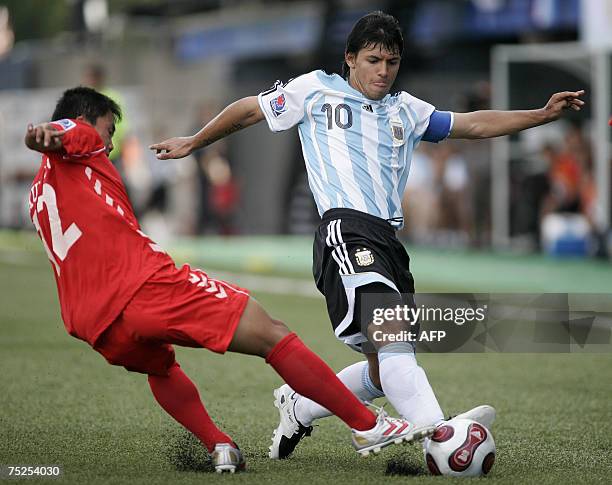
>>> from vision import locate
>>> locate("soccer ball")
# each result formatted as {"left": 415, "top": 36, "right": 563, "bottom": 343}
{"left": 424, "top": 418, "right": 495, "bottom": 477}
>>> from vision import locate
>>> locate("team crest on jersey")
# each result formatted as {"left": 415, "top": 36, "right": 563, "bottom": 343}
{"left": 391, "top": 122, "right": 404, "bottom": 143}
{"left": 55, "top": 119, "right": 76, "bottom": 131}
{"left": 270, "top": 94, "right": 287, "bottom": 117}
{"left": 355, "top": 248, "right": 375, "bottom": 267}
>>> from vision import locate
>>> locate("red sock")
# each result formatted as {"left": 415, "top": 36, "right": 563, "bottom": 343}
{"left": 266, "top": 333, "right": 376, "bottom": 431}
{"left": 148, "top": 363, "right": 233, "bottom": 452}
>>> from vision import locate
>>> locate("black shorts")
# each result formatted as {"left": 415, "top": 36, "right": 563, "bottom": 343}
{"left": 313, "top": 208, "right": 416, "bottom": 352}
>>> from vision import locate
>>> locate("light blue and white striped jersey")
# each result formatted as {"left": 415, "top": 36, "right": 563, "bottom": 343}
{"left": 258, "top": 70, "right": 452, "bottom": 228}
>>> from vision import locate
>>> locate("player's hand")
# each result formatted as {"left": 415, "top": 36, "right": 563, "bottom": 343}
{"left": 542, "top": 90, "right": 585, "bottom": 121}
{"left": 25, "top": 123, "right": 66, "bottom": 152}
{"left": 149, "top": 136, "right": 195, "bottom": 160}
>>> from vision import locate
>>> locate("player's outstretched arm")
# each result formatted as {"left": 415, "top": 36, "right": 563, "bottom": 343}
{"left": 150, "top": 96, "right": 265, "bottom": 160}
{"left": 449, "top": 90, "right": 585, "bottom": 140}
{"left": 24, "top": 123, "right": 66, "bottom": 153}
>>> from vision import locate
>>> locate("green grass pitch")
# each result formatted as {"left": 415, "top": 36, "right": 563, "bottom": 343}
{"left": 1, "top": 234, "right": 611, "bottom": 484}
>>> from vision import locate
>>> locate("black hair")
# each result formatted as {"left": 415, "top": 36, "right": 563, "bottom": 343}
{"left": 51, "top": 86, "right": 122, "bottom": 125}
{"left": 342, "top": 11, "right": 404, "bottom": 79}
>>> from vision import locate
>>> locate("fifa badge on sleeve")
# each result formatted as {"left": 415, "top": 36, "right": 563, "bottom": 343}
{"left": 270, "top": 94, "right": 287, "bottom": 117}
{"left": 55, "top": 119, "right": 77, "bottom": 131}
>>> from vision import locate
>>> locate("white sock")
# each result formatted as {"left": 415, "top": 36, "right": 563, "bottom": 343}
{"left": 294, "top": 360, "right": 385, "bottom": 426}
{"left": 378, "top": 342, "right": 444, "bottom": 428}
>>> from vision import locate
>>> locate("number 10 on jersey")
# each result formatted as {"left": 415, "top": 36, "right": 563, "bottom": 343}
{"left": 321, "top": 103, "right": 353, "bottom": 130}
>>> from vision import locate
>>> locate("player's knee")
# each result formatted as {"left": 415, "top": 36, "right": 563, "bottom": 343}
{"left": 259, "top": 318, "right": 290, "bottom": 356}
{"left": 229, "top": 299, "right": 291, "bottom": 357}
{"left": 245, "top": 314, "right": 290, "bottom": 358}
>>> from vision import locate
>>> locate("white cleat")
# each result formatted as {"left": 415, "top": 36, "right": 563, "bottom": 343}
{"left": 352, "top": 406, "right": 435, "bottom": 457}
{"left": 454, "top": 405, "right": 496, "bottom": 429}
{"left": 211, "top": 443, "right": 246, "bottom": 474}
{"left": 269, "top": 384, "right": 313, "bottom": 459}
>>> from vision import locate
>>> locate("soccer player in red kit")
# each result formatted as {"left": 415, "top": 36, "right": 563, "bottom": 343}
{"left": 25, "top": 87, "right": 433, "bottom": 473}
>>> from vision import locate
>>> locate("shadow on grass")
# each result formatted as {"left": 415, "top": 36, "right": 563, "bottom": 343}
{"left": 385, "top": 456, "right": 428, "bottom": 476}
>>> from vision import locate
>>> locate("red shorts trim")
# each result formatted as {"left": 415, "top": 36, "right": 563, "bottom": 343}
{"left": 93, "top": 263, "right": 250, "bottom": 376}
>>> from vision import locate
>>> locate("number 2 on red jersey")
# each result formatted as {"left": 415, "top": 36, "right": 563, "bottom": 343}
{"left": 32, "top": 182, "right": 82, "bottom": 275}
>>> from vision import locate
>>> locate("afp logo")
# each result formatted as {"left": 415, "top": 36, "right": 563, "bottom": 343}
{"left": 270, "top": 94, "right": 287, "bottom": 117}
{"left": 354, "top": 248, "right": 374, "bottom": 266}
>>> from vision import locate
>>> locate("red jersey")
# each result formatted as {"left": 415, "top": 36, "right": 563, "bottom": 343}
{"left": 28, "top": 119, "right": 173, "bottom": 345}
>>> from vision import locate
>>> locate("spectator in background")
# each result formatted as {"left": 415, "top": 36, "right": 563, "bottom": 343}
{"left": 541, "top": 124, "right": 588, "bottom": 216}
{"left": 579, "top": 157, "right": 598, "bottom": 227}
{"left": 190, "top": 103, "right": 215, "bottom": 234}
{"left": 402, "top": 145, "right": 437, "bottom": 242}
{"left": 207, "top": 152, "right": 239, "bottom": 235}
{"left": 578, "top": 157, "right": 607, "bottom": 258}
{"left": 402, "top": 143, "right": 473, "bottom": 247}
{"left": 432, "top": 143, "right": 473, "bottom": 244}
{"left": 0, "top": 7, "right": 14, "bottom": 58}
{"left": 539, "top": 124, "right": 607, "bottom": 257}
{"left": 513, "top": 143, "right": 554, "bottom": 243}
{"left": 190, "top": 103, "right": 239, "bottom": 235}
{"left": 136, "top": 123, "right": 175, "bottom": 242}
{"left": 455, "top": 81, "right": 492, "bottom": 247}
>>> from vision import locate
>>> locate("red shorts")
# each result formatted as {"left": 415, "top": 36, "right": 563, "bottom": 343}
{"left": 93, "top": 263, "right": 250, "bottom": 376}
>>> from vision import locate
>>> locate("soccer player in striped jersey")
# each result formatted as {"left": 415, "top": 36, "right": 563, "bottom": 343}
{"left": 151, "top": 11, "right": 585, "bottom": 460}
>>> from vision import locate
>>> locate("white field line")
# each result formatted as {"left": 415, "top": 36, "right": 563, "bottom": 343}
{"left": 4, "top": 249, "right": 612, "bottom": 329}
{"left": 0, "top": 248, "right": 321, "bottom": 298}
{"left": 210, "top": 270, "right": 321, "bottom": 299}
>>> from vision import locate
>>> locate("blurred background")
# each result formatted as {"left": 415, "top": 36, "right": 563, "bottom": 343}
{"left": 0, "top": 0, "right": 611, "bottom": 261}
